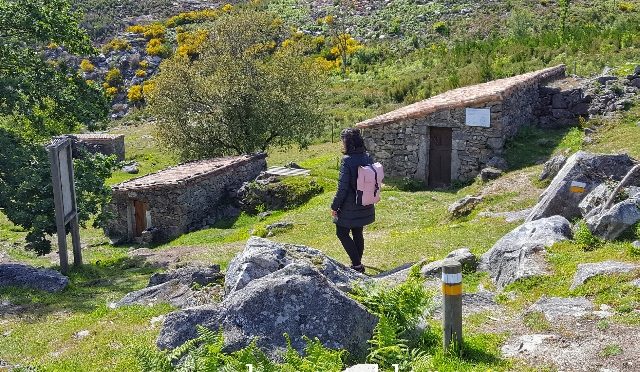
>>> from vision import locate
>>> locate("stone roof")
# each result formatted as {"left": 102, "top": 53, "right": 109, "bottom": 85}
{"left": 356, "top": 65, "right": 566, "bottom": 128}
{"left": 113, "top": 154, "right": 265, "bottom": 192}
{"left": 73, "top": 133, "right": 124, "bottom": 141}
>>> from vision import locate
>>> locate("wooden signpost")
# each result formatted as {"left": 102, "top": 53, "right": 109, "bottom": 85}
{"left": 442, "top": 259, "right": 463, "bottom": 354}
{"left": 47, "top": 137, "right": 82, "bottom": 274}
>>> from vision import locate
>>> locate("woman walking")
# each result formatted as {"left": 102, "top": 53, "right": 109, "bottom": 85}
{"left": 331, "top": 128, "right": 375, "bottom": 274}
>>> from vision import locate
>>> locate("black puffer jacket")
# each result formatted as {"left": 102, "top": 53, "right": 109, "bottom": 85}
{"left": 331, "top": 152, "right": 376, "bottom": 228}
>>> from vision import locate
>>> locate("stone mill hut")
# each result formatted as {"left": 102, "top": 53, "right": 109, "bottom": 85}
{"left": 72, "top": 133, "right": 125, "bottom": 161}
{"left": 356, "top": 65, "right": 569, "bottom": 187}
{"left": 105, "top": 154, "right": 266, "bottom": 244}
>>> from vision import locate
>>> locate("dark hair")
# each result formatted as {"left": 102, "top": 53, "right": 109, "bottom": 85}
{"left": 340, "top": 128, "right": 366, "bottom": 155}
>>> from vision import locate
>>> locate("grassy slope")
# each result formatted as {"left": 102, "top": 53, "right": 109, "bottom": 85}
{"left": 3, "top": 106, "right": 639, "bottom": 369}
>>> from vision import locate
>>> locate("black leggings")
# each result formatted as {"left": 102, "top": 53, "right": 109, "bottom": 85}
{"left": 336, "top": 226, "right": 364, "bottom": 267}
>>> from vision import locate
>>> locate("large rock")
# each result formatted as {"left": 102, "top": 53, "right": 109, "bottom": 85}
{"left": 113, "top": 265, "right": 224, "bottom": 309}
{"left": 157, "top": 262, "right": 378, "bottom": 359}
{"left": 421, "top": 248, "right": 477, "bottom": 277}
{"left": 527, "top": 152, "right": 635, "bottom": 222}
{"left": 586, "top": 197, "right": 640, "bottom": 240}
{"left": 479, "top": 216, "right": 572, "bottom": 289}
{"left": 224, "top": 237, "right": 368, "bottom": 294}
{"left": 539, "top": 154, "right": 568, "bottom": 181}
{"left": 0, "top": 263, "right": 68, "bottom": 293}
{"left": 527, "top": 297, "right": 594, "bottom": 321}
{"left": 570, "top": 261, "right": 639, "bottom": 290}
{"left": 148, "top": 265, "right": 222, "bottom": 287}
{"left": 578, "top": 183, "right": 611, "bottom": 217}
{"left": 448, "top": 195, "right": 483, "bottom": 217}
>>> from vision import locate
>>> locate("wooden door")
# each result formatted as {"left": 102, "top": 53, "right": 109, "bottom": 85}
{"left": 133, "top": 200, "right": 147, "bottom": 237}
{"left": 428, "top": 127, "right": 452, "bottom": 187}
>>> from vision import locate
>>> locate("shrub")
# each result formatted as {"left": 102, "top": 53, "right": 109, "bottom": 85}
{"left": 176, "top": 30, "right": 209, "bottom": 58}
{"left": 105, "top": 86, "right": 118, "bottom": 97}
{"left": 166, "top": 9, "right": 220, "bottom": 27}
{"left": 142, "top": 80, "right": 156, "bottom": 97}
{"left": 79, "top": 59, "right": 95, "bottom": 73}
{"left": 432, "top": 21, "right": 449, "bottom": 36}
{"left": 102, "top": 38, "right": 130, "bottom": 53}
{"left": 146, "top": 38, "right": 170, "bottom": 57}
{"left": 221, "top": 3, "right": 233, "bottom": 12}
{"left": 135, "top": 69, "right": 147, "bottom": 77}
{"left": 126, "top": 24, "right": 146, "bottom": 34}
{"left": 143, "top": 23, "right": 166, "bottom": 40}
{"left": 127, "top": 85, "right": 143, "bottom": 102}
{"left": 619, "top": 2, "right": 635, "bottom": 12}
{"left": 574, "top": 219, "right": 602, "bottom": 251}
{"left": 139, "top": 60, "right": 149, "bottom": 69}
{"left": 105, "top": 68, "right": 123, "bottom": 86}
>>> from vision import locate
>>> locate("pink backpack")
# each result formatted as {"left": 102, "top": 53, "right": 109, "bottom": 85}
{"left": 356, "top": 162, "right": 384, "bottom": 206}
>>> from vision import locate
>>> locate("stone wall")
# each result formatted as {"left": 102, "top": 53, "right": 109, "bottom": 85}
{"left": 358, "top": 65, "right": 567, "bottom": 184}
{"left": 536, "top": 77, "right": 590, "bottom": 128}
{"left": 73, "top": 134, "right": 125, "bottom": 161}
{"left": 105, "top": 154, "right": 266, "bottom": 244}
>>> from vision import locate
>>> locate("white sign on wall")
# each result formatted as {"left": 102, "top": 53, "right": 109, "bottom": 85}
{"left": 465, "top": 108, "right": 491, "bottom": 128}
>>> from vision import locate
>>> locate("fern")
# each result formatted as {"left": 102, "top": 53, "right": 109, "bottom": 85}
{"left": 135, "top": 346, "right": 173, "bottom": 372}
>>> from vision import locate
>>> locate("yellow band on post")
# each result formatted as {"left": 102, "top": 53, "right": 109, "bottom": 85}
{"left": 442, "top": 283, "right": 462, "bottom": 296}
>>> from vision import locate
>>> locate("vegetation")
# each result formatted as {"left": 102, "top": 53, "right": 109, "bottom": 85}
{"left": 148, "top": 8, "right": 326, "bottom": 160}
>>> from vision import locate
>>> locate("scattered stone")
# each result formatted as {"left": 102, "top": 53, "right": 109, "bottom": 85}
{"left": 113, "top": 279, "right": 215, "bottom": 309}
{"left": 597, "top": 76, "right": 618, "bottom": 85}
{"left": 421, "top": 248, "right": 477, "bottom": 277}
{"left": 539, "top": 154, "right": 567, "bottom": 181}
{"left": 224, "top": 237, "right": 369, "bottom": 295}
{"left": 265, "top": 221, "right": 294, "bottom": 236}
{"left": 157, "top": 262, "right": 378, "bottom": 359}
{"left": 0, "top": 263, "right": 68, "bottom": 293}
{"left": 586, "top": 197, "right": 640, "bottom": 240}
{"left": 480, "top": 167, "right": 503, "bottom": 182}
{"left": 631, "top": 278, "right": 640, "bottom": 288}
{"left": 527, "top": 152, "right": 636, "bottom": 222}
{"left": 570, "top": 261, "right": 639, "bottom": 290}
{"left": 479, "top": 216, "right": 572, "bottom": 289}
{"left": 284, "top": 162, "right": 303, "bottom": 169}
{"left": 448, "top": 195, "right": 483, "bottom": 217}
{"left": 121, "top": 163, "right": 139, "bottom": 174}
{"left": 527, "top": 296, "right": 594, "bottom": 321}
{"left": 150, "top": 315, "right": 165, "bottom": 326}
{"left": 501, "top": 334, "right": 558, "bottom": 358}
{"left": 74, "top": 330, "right": 90, "bottom": 340}
{"left": 633, "top": 241, "right": 640, "bottom": 249}
{"left": 148, "top": 265, "right": 222, "bottom": 287}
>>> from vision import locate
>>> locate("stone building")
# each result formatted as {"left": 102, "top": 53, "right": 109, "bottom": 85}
{"left": 73, "top": 133, "right": 125, "bottom": 161}
{"left": 105, "top": 154, "right": 266, "bottom": 244}
{"left": 356, "top": 65, "right": 569, "bottom": 187}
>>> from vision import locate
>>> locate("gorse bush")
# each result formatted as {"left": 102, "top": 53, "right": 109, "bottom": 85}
{"left": 146, "top": 38, "right": 170, "bottom": 56}
{"left": 102, "top": 37, "right": 130, "bottom": 53}
{"left": 127, "top": 85, "right": 143, "bottom": 103}
{"left": 105, "top": 68, "right": 122, "bottom": 86}
{"left": 79, "top": 59, "right": 95, "bottom": 72}
{"left": 136, "top": 326, "right": 345, "bottom": 371}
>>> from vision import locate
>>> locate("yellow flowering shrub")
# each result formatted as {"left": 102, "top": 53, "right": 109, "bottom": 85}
{"left": 105, "top": 86, "right": 119, "bottom": 97}
{"left": 126, "top": 24, "right": 146, "bottom": 34}
{"left": 105, "top": 68, "right": 123, "bottom": 86}
{"left": 146, "top": 38, "right": 170, "bottom": 57}
{"left": 142, "top": 81, "right": 156, "bottom": 97}
{"left": 135, "top": 69, "right": 147, "bottom": 77}
{"left": 176, "top": 30, "right": 209, "bottom": 57}
{"left": 85, "top": 79, "right": 95, "bottom": 85}
{"left": 221, "top": 3, "right": 233, "bottom": 12}
{"left": 102, "top": 38, "right": 130, "bottom": 53}
{"left": 143, "top": 23, "right": 166, "bottom": 40}
{"left": 139, "top": 60, "right": 149, "bottom": 69}
{"left": 79, "top": 59, "right": 95, "bottom": 73}
{"left": 314, "top": 56, "right": 337, "bottom": 71}
{"left": 127, "top": 85, "right": 144, "bottom": 102}
{"left": 102, "top": 82, "right": 110, "bottom": 90}
{"left": 166, "top": 9, "right": 220, "bottom": 27}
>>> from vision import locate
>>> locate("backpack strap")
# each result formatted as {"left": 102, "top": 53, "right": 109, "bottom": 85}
{"left": 369, "top": 165, "right": 380, "bottom": 197}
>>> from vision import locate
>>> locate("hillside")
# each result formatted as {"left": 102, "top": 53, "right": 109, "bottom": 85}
{"left": 2, "top": 0, "right": 640, "bottom": 370}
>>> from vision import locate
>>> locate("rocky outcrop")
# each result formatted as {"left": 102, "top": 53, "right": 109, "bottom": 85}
{"left": 157, "top": 262, "right": 378, "bottom": 359}
{"left": 479, "top": 216, "right": 572, "bottom": 289}
{"left": 527, "top": 297, "right": 596, "bottom": 321}
{"left": 578, "top": 183, "right": 611, "bottom": 217}
{"left": 225, "top": 237, "right": 368, "bottom": 294}
{"left": 570, "top": 261, "right": 639, "bottom": 290}
{"left": 448, "top": 195, "right": 483, "bottom": 217}
{"left": 586, "top": 197, "right": 640, "bottom": 240}
{"left": 527, "top": 152, "right": 636, "bottom": 222}
{"left": 421, "top": 248, "right": 477, "bottom": 277}
{"left": 0, "top": 264, "right": 68, "bottom": 293}
{"left": 113, "top": 265, "right": 224, "bottom": 309}
{"left": 539, "top": 154, "right": 568, "bottom": 181}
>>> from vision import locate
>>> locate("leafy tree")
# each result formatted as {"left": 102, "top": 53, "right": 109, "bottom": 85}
{"left": 148, "top": 9, "right": 326, "bottom": 160}
{"left": 0, "top": 0, "right": 114, "bottom": 255}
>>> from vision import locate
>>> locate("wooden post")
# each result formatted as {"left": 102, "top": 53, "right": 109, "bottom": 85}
{"left": 442, "top": 259, "right": 462, "bottom": 354}
{"left": 48, "top": 146, "right": 69, "bottom": 275}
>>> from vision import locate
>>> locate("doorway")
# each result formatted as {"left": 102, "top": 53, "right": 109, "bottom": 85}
{"left": 428, "top": 127, "right": 452, "bottom": 187}
{"left": 133, "top": 200, "right": 147, "bottom": 237}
